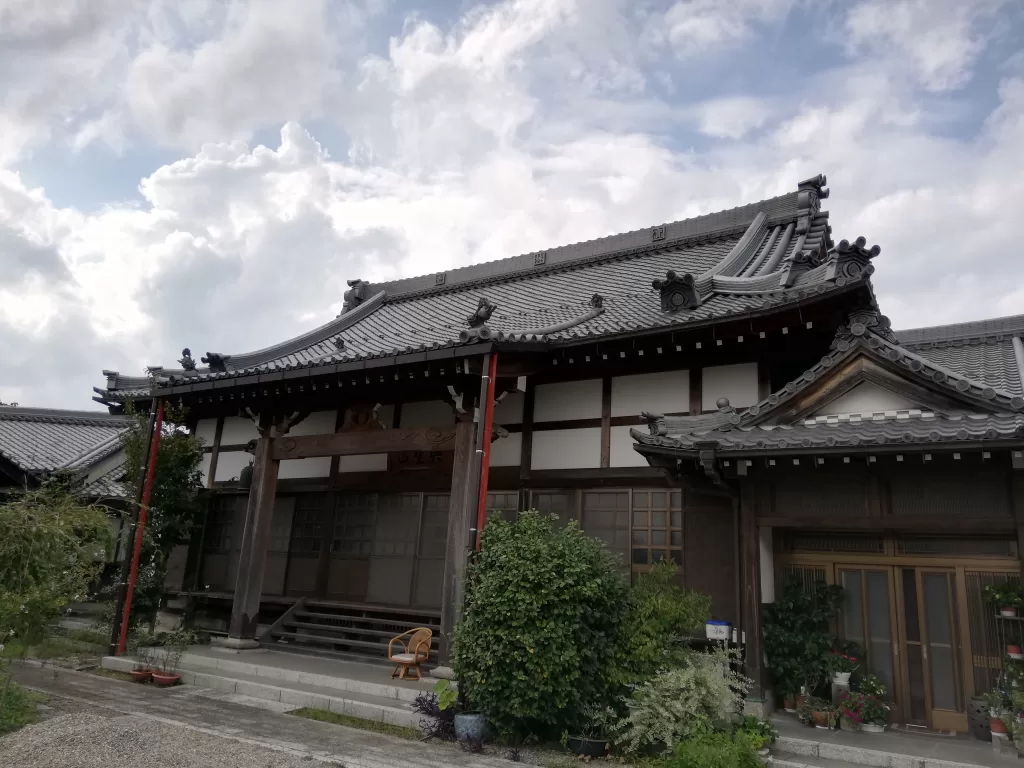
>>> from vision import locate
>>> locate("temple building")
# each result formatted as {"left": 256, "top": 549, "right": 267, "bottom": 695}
{"left": 95, "top": 174, "right": 1024, "bottom": 731}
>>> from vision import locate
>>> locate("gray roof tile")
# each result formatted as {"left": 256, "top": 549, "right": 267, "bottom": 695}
{"left": 0, "top": 407, "right": 128, "bottom": 475}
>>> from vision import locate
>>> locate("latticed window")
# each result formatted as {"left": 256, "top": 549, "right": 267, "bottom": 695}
{"left": 289, "top": 494, "right": 328, "bottom": 553}
{"left": 582, "top": 490, "right": 630, "bottom": 569}
{"left": 531, "top": 490, "right": 576, "bottom": 527}
{"left": 630, "top": 489, "right": 683, "bottom": 567}
{"left": 332, "top": 493, "right": 375, "bottom": 555}
{"left": 203, "top": 496, "right": 236, "bottom": 552}
{"left": 418, "top": 494, "right": 450, "bottom": 558}
{"left": 373, "top": 494, "right": 419, "bottom": 556}
{"left": 487, "top": 491, "right": 519, "bottom": 522}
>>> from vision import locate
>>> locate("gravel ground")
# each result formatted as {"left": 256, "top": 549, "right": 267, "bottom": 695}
{"left": 0, "top": 713, "right": 337, "bottom": 767}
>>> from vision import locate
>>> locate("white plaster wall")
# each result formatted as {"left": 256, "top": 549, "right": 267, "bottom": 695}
{"left": 759, "top": 527, "right": 774, "bottom": 603}
{"left": 531, "top": 428, "right": 601, "bottom": 470}
{"left": 609, "top": 425, "right": 649, "bottom": 467}
{"left": 489, "top": 432, "right": 522, "bottom": 467}
{"left": 338, "top": 454, "right": 389, "bottom": 473}
{"left": 534, "top": 379, "right": 602, "bottom": 422}
{"left": 611, "top": 370, "right": 690, "bottom": 417}
{"left": 288, "top": 410, "right": 337, "bottom": 436}
{"left": 814, "top": 383, "right": 918, "bottom": 416}
{"left": 702, "top": 363, "right": 759, "bottom": 410}
{"left": 199, "top": 453, "right": 212, "bottom": 485}
{"left": 214, "top": 450, "right": 251, "bottom": 482}
{"left": 400, "top": 400, "right": 453, "bottom": 427}
{"left": 84, "top": 450, "right": 125, "bottom": 485}
{"left": 194, "top": 418, "right": 219, "bottom": 448}
{"left": 221, "top": 416, "right": 260, "bottom": 445}
{"left": 494, "top": 391, "right": 525, "bottom": 424}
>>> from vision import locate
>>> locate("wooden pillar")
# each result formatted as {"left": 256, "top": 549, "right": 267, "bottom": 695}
{"left": 740, "top": 481, "right": 766, "bottom": 702}
{"left": 439, "top": 418, "right": 477, "bottom": 663}
{"left": 226, "top": 433, "right": 280, "bottom": 646}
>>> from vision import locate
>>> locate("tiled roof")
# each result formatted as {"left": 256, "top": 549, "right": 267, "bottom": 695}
{"left": 896, "top": 314, "right": 1024, "bottom": 397}
{"left": 83, "top": 458, "right": 128, "bottom": 500}
{"left": 0, "top": 407, "right": 128, "bottom": 476}
{"left": 101, "top": 175, "right": 874, "bottom": 398}
{"left": 633, "top": 311, "right": 1024, "bottom": 456}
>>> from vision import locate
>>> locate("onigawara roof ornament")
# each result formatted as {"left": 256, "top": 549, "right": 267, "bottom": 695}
{"left": 178, "top": 348, "right": 197, "bottom": 371}
{"left": 201, "top": 352, "right": 232, "bottom": 373}
{"left": 341, "top": 279, "right": 368, "bottom": 315}
{"left": 459, "top": 297, "right": 498, "bottom": 342}
{"left": 589, "top": 294, "right": 604, "bottom": 309}
{"left": 824, "top": 236, "right": 882, "bottom": 284}
{"left": 652, "top": 271, "right": 700, "bottom": 312}
{"left": 331, "top": 337, "right": 346, "bottom": 351}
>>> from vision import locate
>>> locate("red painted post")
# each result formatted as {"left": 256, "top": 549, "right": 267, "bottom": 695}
{"left": 116, "top": 398, "right": 165, "bottom": 654}
{"left": 475, "top": 352, "right": 498, "bottom": 550}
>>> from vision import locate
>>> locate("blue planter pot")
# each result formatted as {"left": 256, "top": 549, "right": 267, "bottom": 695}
{"left": 454, "top": 712, "right": 489, "bottom": 742}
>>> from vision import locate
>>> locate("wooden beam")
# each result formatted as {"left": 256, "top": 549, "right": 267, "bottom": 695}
{"left": 689, "top": 367, "right": 702, "bottom": 415}
{"left": 600, "top": 377, "right": 612, "bottom": 469}
{"left": 739, "top": 482, "right": 765, "bottom": 700}
{"left": 520, "top": 379, "right": 535, "bottom": 481}
{"left": 227, "top": 432, "right": 281, "bottom": 645}
{"left": 440, "top": 419, "right": 477, "bottom": 662}
{"left": 272, "top": 425, "right": 459, "bottom": 460}
{"left": 206, "top": 417, "right": 224, "bottom": 489}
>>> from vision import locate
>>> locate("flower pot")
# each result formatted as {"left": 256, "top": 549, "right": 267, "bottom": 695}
{"left": 862, "top": 723, "right": 885, "bottom": 734}
{"left": 1001, "top": 607, "right": 1018, "bottom": 617}
{"left": 840, "top": 717, "right": 860, "bottom": 731}
{"left": 129, "top": 669, "right": 153, "bottom": 683}
{"left": 454, "top": 712, "right": 489, "bottom": 743}
{"left": 151, "top": 672, "right": 180, "bottom": 687}
{"left": 1009, "top": 645, "right": 1022, "bottom": 655}
{"left": 991, "top": 717, "right": 1008, "bottom": 735}
{"left": 832, "top": 672, "right": 852, "bottom": 685}
{"left": 783, "top": 695, "right": 797, "bottom": 713}
{"left": 566, "top": 736, "right": 609, "bottom": 757}
{"left": 812, "top": 711, "right": 835, "bottom": 729}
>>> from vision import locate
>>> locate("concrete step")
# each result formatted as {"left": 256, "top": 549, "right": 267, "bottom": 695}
{"left": 773, "top": 750, "right": 874, "bottom": 768}
{"left": 102, "top": 654, "right": 423, "bottom": 729}
{"left": 774, "top": 734, "right": 1003, "bottom": 768}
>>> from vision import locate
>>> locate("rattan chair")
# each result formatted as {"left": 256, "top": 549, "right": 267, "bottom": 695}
{"left": 388, "top": 627, "right": 432, "bottom": 680}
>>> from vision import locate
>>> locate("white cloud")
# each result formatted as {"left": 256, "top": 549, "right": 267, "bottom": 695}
{"left": 655, "top": 0, "right": 795, "bottom": 57}
{"left": 844, "top": 0, "right": 1009, "bottom": 92}
{"left": 696, "top": 96, "right": 769, "bottom": 139}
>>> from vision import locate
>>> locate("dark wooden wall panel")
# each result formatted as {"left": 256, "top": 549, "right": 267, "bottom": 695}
{"left": 684, "top": 499, "right": 736, "bottom": 624}
{"left": 772, "top": 474, "right": 873, "bottom": 520}
{"left": 889, "top": 472, "right": 1011, "bottom": 519}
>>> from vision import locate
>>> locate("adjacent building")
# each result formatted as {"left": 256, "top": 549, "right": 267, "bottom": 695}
{"left": 94, "top": 174, "right": 1024, "bottom": 732}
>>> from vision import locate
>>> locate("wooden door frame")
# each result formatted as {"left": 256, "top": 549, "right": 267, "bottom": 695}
{"left": 912, "top": 567, "right": 966, "bottom": 732}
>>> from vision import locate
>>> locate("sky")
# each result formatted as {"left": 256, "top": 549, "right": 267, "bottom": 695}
{"left": 0, "top": 0, "right": 1022, "bottom": 410}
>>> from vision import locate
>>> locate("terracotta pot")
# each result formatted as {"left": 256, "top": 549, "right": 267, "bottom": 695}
{"left": 783, "top": 695, "right": 797, "bottom": 712}
{"left": 1001, "top": 607, "right": 1018, "bottom": 617}
{"left": 1009, "top": 645, "right": 1022, "bottom": 655}
{"left": 151, "top": 672, "right": 180, "bottom": 687}
{"left": 991, "top": 717, "right": 1008, "bottom": 735}
{"left": 812, "top": 711, "right": 835, "bottom": 729}
{"left": 129, "top": 669, "right": 152, "bottom": 683}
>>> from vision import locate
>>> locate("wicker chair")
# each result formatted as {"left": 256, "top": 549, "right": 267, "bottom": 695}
{"left": 388, "top": 627, "right": 433, "bottom": 680}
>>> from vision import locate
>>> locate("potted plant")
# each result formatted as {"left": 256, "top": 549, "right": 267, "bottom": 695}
{"left": 984, "top": 583, "right": 1022, "bottom": 617}
{"left": 828, "top": 651, "right": 858, "bottom": 686}
{"left": 985, "top": 689, "right": 1010, "bottom": 735}
{"left": 733, "top": 715, "right": 778, "bottom": 759}
{"left": 565, "top": 705, "right": 615, "bottom": 757}
{"left": 798, "top": 696, "right": 838, "bottom": 729}
{"left": 1009, "top": 644, "right": 1023, "bottom": 660}
{"left": 434, "top": 680, "right": 489, "bottom": 743}
{"left": 861, "top": 696, "right": 889, "bottom": 733}
{"left": 129, "top": 644, "right": 155, "bottom": 683}
{"left": 838, "top": 690, "right": 865, "bottom": 731}
{"left": 151, "top": 628, "right": 194, "bottom": 687}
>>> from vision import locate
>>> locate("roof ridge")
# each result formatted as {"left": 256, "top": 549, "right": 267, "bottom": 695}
{"left": 897, "top": 313, "right": 1024, "bottom": 345}
{"left": 61, "top": 432, "right": 126, "bottom": 470}
{"left": 0, "top": 406, "right": 128, "bottom": 426}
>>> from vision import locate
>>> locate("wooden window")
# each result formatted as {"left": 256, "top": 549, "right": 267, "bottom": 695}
{"left": 487, "top": 491, "right": 519, "bottom": 522}
{"left": 530, "top": 490, "right": 577, "bottom": 527}
{"left": 373, "top": 494, "right": 419, "bottom": 556}
{"left": 332, "top": 493, "right": 375, "bottom": 555}
{"left": 289, "top": 494, "right": 328, "bottom": 553}
{"left": 203, "top": 496, "right": 236, "bottom": 552}
{"left": 630, "top": 489, "right": 683, "bottom": 568}
{"left": 582, "top": 490, "right": 630, "bottom": 570}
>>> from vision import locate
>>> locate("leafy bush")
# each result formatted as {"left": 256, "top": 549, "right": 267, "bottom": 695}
{"left": 763, "top": 578, "right": 844, "bottom": 698}
{"left": 619, "top": 562, "right": 710, "bottom": 685}
{"left": 452, "top": 511, "right": 629, "bottom": 738}
{"left": 664, "top": 732, "right": 761, "bottom": 768}
{"left": 731, "top": 714, "right": 777, "bottom": 750}
{"left": 0, "top": 676, "right": 44, "bottom": 735}
{"left": 613, "top": 645, "right": 751, "bottom": 755}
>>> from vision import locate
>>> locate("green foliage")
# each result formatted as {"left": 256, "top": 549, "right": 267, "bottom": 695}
{"left": 984, "top": 582, "right": 1023, "bottom": 609}
{"left": 662, "top": 732, "right": 761, "bottom": 768}
{"left": 613, "top": 645, "right": 751, "bottom": 755}
{"left": 433, "top": 679, "right": 458, "bottom": 711}
{"left": 112, "top": 402, "right": 204, "bottom": 629}
{"left": 452, "top": 511, "right": 630, "bottom": 738}
{"left": 731, "top": 715, "right": 777, "bottom": 750}
{"left": 291, "top": 707, "right": 420, "bottom": 740}
{"left": 763, "top": 577, "right": 844, "bottom": 697}
{"left": 619, "top": 562, "right": 710, "bottom": 685}
{"left": 0, "top": 475, "right": 113, "bottom": 650}
{"left": 797, "top": 696, "right": 837, "bottom": 728}
{"left": 0, "top": 676, "right": 45, "bottom": 735}
{"left": 861, "top": 696, "right": 889, "bottom": 726}
{"left": 855, "top": 673, "right": 887, "bottom": 698}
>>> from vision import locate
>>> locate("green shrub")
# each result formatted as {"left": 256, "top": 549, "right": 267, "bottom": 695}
{"left": 664, "top": 732, "right": 761, "bottom": 768}
{"left": 613, "top": 645, "right": 751, "bottom": 755}
{"left": 0, "top": 676, "right": 44, "bottom": 735}
{"left": 452, "top": 511, "right": 629, "bottom": 738}
{"left": 619, "top": 562, "right": 710, "bottom": 685}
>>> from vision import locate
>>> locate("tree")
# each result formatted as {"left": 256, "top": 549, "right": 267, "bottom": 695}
{"left": 115, "top": 402, "right": 204, "bottom": 629}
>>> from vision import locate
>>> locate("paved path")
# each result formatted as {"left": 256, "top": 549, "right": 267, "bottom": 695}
{"left": 2, "top": 663, "right": 520, "bottom": 768}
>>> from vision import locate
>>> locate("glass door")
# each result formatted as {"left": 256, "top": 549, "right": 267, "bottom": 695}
{"left": 837, "top": 567, "right": 898, "bottom": 715}
{"left": 896, "top": 567, "right": 966, "bottom": 731}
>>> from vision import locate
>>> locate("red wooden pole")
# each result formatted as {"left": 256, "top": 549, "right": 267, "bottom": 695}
{"left": 475, "top": 352, "right": 498, "bottom": 550}
{"left": 116, "top": 399, "right": 165, "bottom": 654}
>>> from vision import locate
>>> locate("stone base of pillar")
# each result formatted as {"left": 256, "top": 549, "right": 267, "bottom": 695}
{"left": 212, "top": 636, "right": 262, "bottom": 651}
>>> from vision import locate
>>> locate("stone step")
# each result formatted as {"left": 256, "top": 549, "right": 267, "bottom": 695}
{"left": 775, "top": 734, "right": 1000, "bottom": 768}
{"left": 773, "top": 751, "right": 875, "bottom": 768}
{"left": 103, "top": 647, "right": 434, "bottom": 703}
{"left": 101, "top": 654, "right": 423, "bottom": 729}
